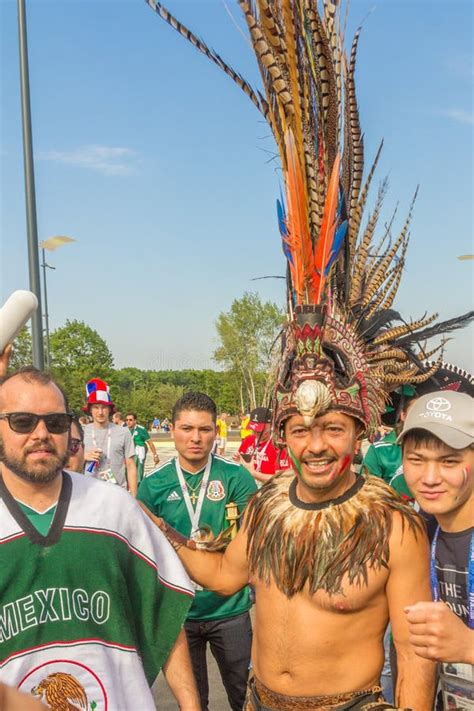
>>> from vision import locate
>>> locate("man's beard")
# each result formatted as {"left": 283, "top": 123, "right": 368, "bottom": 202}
{"left": 0, "top": 436, "right": 68, "bottom": 483}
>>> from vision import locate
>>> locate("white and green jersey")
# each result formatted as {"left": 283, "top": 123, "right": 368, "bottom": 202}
{"left": 130, "top": 424, "right": 150, "bottom": 449}
{"left": 0, "top": 471, "right": 194, "bottom": 710}
{"left": 130, "top": 424, "right": 151, "bottom": 466}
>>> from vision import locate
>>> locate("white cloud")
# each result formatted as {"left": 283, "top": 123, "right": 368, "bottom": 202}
{"left": 38, "top": 145, "right": 138, "bottom": 175}
{"left": 440, "top": 109, "right": 474, "bottom": 126}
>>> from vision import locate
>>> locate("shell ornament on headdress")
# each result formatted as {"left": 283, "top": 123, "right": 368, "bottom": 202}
{"left": 146, "top": 0, "right": 473, "bottom": 435}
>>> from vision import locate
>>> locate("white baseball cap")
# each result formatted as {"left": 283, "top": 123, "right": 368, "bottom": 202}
{"left": 398, "top": 390, "right": 474, "bottom": 450}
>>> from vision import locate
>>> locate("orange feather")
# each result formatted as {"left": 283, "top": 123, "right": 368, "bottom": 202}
{"left": 314, "top": 153, "right": 341, "bottom": 302}
{"left": 284, "top": 129, "right": 313, "bottom": 303}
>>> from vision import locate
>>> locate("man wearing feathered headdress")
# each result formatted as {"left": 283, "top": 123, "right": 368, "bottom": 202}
{"left": 141, "top": 1, "right": 473, "bottom": 708}
{"left": 143, "top": 328, "right": 438, "bottom": 709}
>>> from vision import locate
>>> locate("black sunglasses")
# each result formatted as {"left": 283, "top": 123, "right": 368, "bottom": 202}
{"left": 0, "top": 412, "right": 73, "bottom": 434}
{"left": 69, "top": 437, "right": 84, "bottom": 454}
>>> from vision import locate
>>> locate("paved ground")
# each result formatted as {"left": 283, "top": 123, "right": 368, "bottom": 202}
{"left": 146, "top": 440, "right": 241, "bottom": 710}
{"left": 152, "top": 653, "right": 233, "bottom": 711}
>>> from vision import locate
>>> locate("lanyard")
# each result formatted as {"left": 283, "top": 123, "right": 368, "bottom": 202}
{"left": 174, "top": 456, "right": 212, "bottom": 539}
{"left": 430, "top": 526, "right": 474, "bottom": 629}
{"left": 92, "top": 426, "right": 112, "bottom": 464}
{"left": 86, "top": 426, "right": 112, "bottom": 473}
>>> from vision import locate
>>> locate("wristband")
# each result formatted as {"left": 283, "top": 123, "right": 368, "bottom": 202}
{"left": 139, "top": 502, "right": 196, "bottom": 552}
{"left": 159, "top": 519, "right": 197, "bottom": 552}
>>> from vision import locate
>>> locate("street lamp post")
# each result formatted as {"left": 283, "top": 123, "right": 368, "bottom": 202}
{"left": 17, "top": 0, "right": 44, "bottom": 368}
{"left": 40, "top": 248, "right": 55, "bottom": 368}
{"left": 39, "top": 236, "right": 76, "bottom": 368}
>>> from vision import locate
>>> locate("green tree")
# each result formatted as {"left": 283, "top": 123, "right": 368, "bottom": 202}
{"left": 214, "top": 293, "right": 284, "bottom": 410}
{"left": 148, "top": 369, "right": 239, "bottom": 412}
{"left": 49, "top": 320, "right": 114, "bottom": 412}
{"left": 5, "top": 319, "right": 258, "bottom": 417}
{"left": 110, "top": 367, "right": 150, "bottom": 400}
{"left": 118, "top": 382, "right": 184, "bottom": 426}
{"left": 8, "top": 326, "right": 33, "bottom": 370}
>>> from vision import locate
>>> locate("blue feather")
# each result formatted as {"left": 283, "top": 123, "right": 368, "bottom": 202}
{"left": 325, "top": 220, "right": 347, "bottom": 274}
{"left": 277, "top": 197, "right": 293, "bottom": 265}
{"left": 323, "top": 188, "right": 347, "bottom": 275}
{"left": 277, "top": 198, "right": 287, "bottom": 236}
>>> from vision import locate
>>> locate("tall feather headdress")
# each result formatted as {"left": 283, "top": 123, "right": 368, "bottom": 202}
{"left": 146, "top": 0, "right": 473, "bottom": 434}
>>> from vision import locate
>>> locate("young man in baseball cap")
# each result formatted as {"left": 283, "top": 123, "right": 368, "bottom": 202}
{"left": 235, "top": 407, "right": 290, "bottom": 483}
{"left": 399, "top": 391, "right": 474, "bottom": 706}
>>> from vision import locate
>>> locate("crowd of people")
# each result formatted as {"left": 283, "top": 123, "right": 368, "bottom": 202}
{"left": 152, "top": 417, "right": 171, "bottom": 433}
{"left": 0, "top": 339, "right": 472, "bottom": 710}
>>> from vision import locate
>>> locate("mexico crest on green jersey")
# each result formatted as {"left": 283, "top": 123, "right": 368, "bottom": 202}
{"left": 206, "top": 480, "right": 225, "bottom": 501}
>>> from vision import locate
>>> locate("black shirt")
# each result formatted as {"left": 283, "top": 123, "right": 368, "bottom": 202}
{"left": 436, "top": 526, "right": 472, "bottom": 626}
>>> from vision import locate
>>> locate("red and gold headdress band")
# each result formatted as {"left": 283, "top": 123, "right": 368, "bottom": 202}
{"left": 146, "top": 0, "right": 473, "bottom": 435}
{"left": 274, "top": 304, "right": 384, "bottom": 434}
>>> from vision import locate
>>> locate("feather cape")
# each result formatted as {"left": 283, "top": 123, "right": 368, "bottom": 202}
{"left": 245, "top": 472, "right": 423, "bottom": 597}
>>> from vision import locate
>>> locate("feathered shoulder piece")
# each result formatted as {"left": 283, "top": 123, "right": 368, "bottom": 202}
{"left": 244, "top": 472, "right": 423, "bottom": 597}
{"left": 146, "top": 0, "right": 473, "bottom": 433}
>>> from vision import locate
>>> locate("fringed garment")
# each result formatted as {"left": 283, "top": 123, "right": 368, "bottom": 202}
{"left": 245, "top": 677, "right": 403, "bottom": 711}
{"left": 245, "top": 473, "right": 423, "bottom": 597}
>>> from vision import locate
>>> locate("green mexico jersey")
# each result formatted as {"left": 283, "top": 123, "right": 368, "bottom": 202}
{"left": 17, "top": 502, "right": 57, "bottom": 537}
{"left": 138, "top": 454, "right": 258, "bottom": 620}
{"left": 0, "top": 471, "right": 194, "bottom": 710}
{"left": 130, "top": 424, "right": 150, "bottom": 447}
{"left": 362, "top": 430, "right": 414, "bottom": 502}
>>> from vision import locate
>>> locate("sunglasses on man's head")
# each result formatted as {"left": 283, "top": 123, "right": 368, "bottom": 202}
{"left": 0, "top": 412, "right": 73, "bottom": 434}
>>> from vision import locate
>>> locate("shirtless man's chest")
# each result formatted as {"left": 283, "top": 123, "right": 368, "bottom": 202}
{"left": 250, "top": 566, "right": 390, "bottom": 696}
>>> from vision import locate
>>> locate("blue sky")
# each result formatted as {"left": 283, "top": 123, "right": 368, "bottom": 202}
{"left": 1, "top": 0, "right": 473, "bottom": 370}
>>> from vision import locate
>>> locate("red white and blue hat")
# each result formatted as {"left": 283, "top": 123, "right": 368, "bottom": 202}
{"left": 83, "top": 378, "right": 115, "bottom": 412}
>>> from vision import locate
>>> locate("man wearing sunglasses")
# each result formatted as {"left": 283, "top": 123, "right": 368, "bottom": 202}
{"left": 0, "top": 367, "right": 200, "bottom": 709}
{"left": 66, "top": 416, "right": 85, "bottom": 474}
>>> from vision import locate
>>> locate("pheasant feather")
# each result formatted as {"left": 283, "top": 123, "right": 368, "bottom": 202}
{"left": 146, "top": 0, "right": 473, "bottom": 428}
{"left": 314, "top": 152, "right": 341, "bottom": 300}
